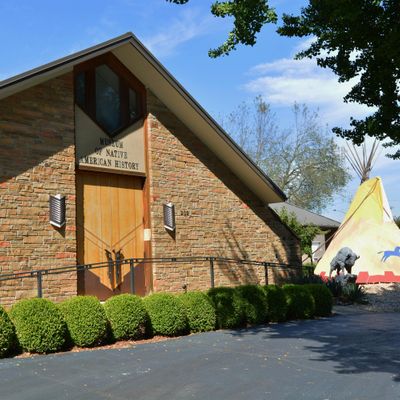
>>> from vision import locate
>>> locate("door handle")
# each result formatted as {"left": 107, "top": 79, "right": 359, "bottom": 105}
{"left": 114, "top": 249, "right": 122, "bottom": 284}
{"left": 105, "top": 250, "right": 114, "bottom": 286}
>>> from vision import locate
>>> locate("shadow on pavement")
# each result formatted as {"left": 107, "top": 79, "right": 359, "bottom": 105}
{"left": 228, "top": 312, "right": 400, "bottom": 382}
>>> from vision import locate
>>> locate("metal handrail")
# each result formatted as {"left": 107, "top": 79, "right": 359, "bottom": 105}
{"left": 0, "top": 256, "right": 302, "bottom": 299}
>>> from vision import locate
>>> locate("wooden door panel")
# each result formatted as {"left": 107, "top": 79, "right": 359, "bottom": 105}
{"left": 77, "top": 171, "right": 144, "bottom": 299}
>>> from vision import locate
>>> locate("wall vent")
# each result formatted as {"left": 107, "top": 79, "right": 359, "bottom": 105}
{"left": 50, "top": 194, "right": 66, "bottom": 228}
{"left": 163, "top": 202, "right": 176, "bottom": 231}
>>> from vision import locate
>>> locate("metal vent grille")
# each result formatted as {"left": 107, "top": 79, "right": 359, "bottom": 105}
{"left": 163, "top": 202, "right": 175, "bottom": 231}
{"left": 49, "top": 194, "right": 66, "bottom": 228}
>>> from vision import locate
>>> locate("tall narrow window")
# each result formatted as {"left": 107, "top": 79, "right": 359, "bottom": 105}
{"left": 95, "top": 65, "right": 121, "bottom": 133}
{"left": 74, "top": 55, "right": 144, "bottom": 137}
{"left": 75, "top": 72, "right": 86, "bottom": 108}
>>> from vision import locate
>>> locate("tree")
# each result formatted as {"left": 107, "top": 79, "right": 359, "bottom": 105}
{"left": 166, "top": 0, "right": 277, "bottom": 57}
{"left": 278, "top": 0, "right": 400, "bottom": 159}
{"left": 167, "top": 1, "right": 400, "bottom": 158}
{"left": 222, "top": 97, "right": 351, "bottom": 212}
{"left": 277, "top": 207, "right": 320, "bottom": 261}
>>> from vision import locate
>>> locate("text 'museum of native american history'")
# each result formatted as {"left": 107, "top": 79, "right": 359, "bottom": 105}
{"left": 0, "top": 33, "right": 301, "bottom": 306}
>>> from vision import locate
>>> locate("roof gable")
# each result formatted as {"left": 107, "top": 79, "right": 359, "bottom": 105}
{"left": 0, "top": 32, "right": 286, "bottom": 204}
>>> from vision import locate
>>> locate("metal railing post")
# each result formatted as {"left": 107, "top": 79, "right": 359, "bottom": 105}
{"left": 264, "top": 262, "right": 269, "bottom": 286}
{"left": 130, "top": 259, "right": 135, "bottom": 294}
{"left": 37, "top": 271, "right": 43, "bottom": 298}
{"left": 209, "top": 257, "right": 215, "bottom": 288}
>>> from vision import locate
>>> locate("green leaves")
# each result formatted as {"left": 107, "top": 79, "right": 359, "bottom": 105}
{"left": 167, "top": 0, "right": 277, "bottom": 57}
{"left": 104, "top": 294, "right": 149, "bottom": 340}
{"left": 223, "top": 98, "right": 350, "bottom": 212}
{"left": 0, "top": 306, "right": 16, "bottom": 358}
{"left": 278, "top": 0, "right": 400, "bottom": 158}
{"left": 10, "top": 298, "right": 67, "bottom": 354}
{"left": 278, "top": 207, "right": 321, "bottom": 260}
{"left": 58, "top": 296, "right": 108, "bottom": 348}
{"left": 143, "top": 293, "right": 188, "bottom": 336}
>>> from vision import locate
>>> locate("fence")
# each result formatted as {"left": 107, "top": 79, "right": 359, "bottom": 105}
{"left": 0, "top": 256, "right": 302, "bottom": 300}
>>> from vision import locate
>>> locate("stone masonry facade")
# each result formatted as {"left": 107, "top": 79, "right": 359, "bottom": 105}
{"left": 146, "top": 91, "right": 301, "bottom": 293}
{"left": 0, "top": 71, "right": 301, "bottom": 306}
{"left": 0, "top": 74, "right": 77, "bottom": 307}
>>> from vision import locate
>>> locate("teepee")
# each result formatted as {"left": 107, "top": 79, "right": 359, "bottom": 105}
{"left": 315, "top": 141, "right": 400, "bottom": 283}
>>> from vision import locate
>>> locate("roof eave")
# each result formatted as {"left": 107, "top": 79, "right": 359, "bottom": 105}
{"left": 0, "top": 32, "right": 287, "bottom": 204}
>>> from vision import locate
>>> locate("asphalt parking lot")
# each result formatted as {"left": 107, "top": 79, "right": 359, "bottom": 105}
{"left": 1, "top": 309, "right": 399, "bottom": 400}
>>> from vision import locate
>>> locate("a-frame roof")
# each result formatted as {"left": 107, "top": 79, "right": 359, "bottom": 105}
{"left": 0, "top": 32, "right": 286, "bottom": 204}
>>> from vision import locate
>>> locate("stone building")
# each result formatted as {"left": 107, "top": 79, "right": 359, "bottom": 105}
{"left": 0, "top": 33, "right": 301, "bottom": 305}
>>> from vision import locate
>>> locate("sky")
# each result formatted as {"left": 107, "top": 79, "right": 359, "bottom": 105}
{"left": 0, "top": 0, "right": 399, "bottom": 221}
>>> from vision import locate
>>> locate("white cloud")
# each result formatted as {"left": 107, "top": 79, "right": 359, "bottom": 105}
{"left": 245, "top": 38, "right": 399, "bottom": 217}
{"left": 244, "top": 43, "right": 374, "bottom": 126}
{"left": 143, "top": 9, "right": 214, "bottom": 58}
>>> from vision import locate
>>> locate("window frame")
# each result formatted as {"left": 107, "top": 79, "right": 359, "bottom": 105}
{"left": 74, "top": 52, "right": 146, "bottom": 137}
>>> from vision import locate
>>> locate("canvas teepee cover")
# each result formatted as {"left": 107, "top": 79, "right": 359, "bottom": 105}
{"left": 315, "top": 177, "right": 400, "bottom": 283}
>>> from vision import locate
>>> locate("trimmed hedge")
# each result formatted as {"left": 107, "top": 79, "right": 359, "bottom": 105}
{"left": 304, "top": 284, "right": 333, "bottom": 317}
{"left": 10, "top": 298, "right": 67, "bottom": 353}
{"left": 282, "top": 284, "right": 315, "bottom": 320}
{"left": 143, "top": 293, "right": 188, "bottom": 337}
{"left": 59, "top": 296, "right": 108, "bottom": 347}
{"left": 179, "top": 291, "right": 216, "bottom": 333}
{"left": 263, "top": 285, "right": 288, "bottom": 322}
{"left": 104, "top": 294, "right": 149, "bottom": 340}
{"left": 207, "top": 287, "right": 245, "bottom": 329}
{"left": 0, "top": 282, "right": 333, "bottom": 359}
{"left": 234, "top": 285, "right": 267, "bottom": 325}
{"left": 0, "top": 306, "right": 16, "bottom": 358}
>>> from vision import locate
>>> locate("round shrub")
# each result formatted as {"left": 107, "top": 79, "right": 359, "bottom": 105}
{"left": 263, "top": 285, "right": 288, "bottom": 322}
{"left": 10, "top": 298, "right": 67, "bottom": 353}
{"left": 234, "top": 285, "right": 267, "bottom": 325}
{"left": 304, "top": 284, "right": 333, "bottom": 317}
{"left": 59, "top": 296, "right": 108, "bottom": 347}
{"left": 179, "top": 291, "right": 216, "bottom": 333}
{"left": 143, "top": 293, "right": 188, "bottom": 337}
{"left": 0, "top": 306, "right": 16, "bottom": 358}
{"left": 207, "top": 287, "right": 245, "bottom": 329}
{"left": 104, "top": 294, "right": 149, "bottom": 340}
{"left": 282, "top": 284, "right": 315, "bottom": 320}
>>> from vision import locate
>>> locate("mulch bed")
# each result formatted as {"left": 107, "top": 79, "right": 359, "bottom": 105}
{"left": 14, "top": 335, "right": 178, "bottom": 359}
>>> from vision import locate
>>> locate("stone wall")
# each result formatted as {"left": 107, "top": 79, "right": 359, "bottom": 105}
{"left": 0, "top": 71, "right": 301, "bottom": 306}
{"left": 0, "top": 74, "right": 77, "bottom": 307}
{"left": 146, "top": 91, "right": 301, "bottom": 293}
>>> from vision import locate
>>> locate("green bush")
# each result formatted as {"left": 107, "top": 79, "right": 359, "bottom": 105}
{"left": 0, "top": 306, "right": 16, "bottom": 358}
{"left": 207, "top": 287, "right": 245, "bottom": 329}
{"left": 302, "top": 263, "right": 315, "bottom": 277}
{"left": 304, "top": 284, "right": 333, "bottom": 317}
{"left": 10, "top": 298, "right": 67, "bottom": 353}
{"left": 179, "top": 291, "right": 216, "bottom": 333}
{"left": 325, "top": 278, "right": 343, "bottom": 298}
{"left": 282, "top": 284, "right": 315, "bottom": 320}
{"left": 143, "top": 293, "right": 188, "bottom": 337}
{"left": 59, "top": 296, "right": 108, "bottom": 347}
{"left": 104, "top": 294, "right": 149, "bottom": 340}
{"left": 234, "top": 285, "right": 267, "bottom": 325}
{"left": 263, "top": 285, "right": 288, "bottom": 322}
{"left": 340, "top": 283, "right": 367, "bottom": 304}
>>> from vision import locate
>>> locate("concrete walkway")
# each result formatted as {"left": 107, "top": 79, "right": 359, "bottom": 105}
{"left": 1, "top": 310, "right": 399, "bottom": 400}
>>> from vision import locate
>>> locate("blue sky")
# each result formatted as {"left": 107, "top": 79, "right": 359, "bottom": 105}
{"left": 1, "top": 0, "right": 399, "bottom": 221}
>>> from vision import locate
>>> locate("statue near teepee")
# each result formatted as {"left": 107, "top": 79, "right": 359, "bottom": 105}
{"left": 315, "top": 139, "right": 400, "bottom": 284}
{"left": 329, "top": 247, "right": 360, "bottom": 277}
{"left": 329, "top": 247, "right": 360, "bottom": 285}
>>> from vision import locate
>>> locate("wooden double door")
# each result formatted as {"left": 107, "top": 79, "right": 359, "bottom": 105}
{"left": 77, "top": 171, "right": 146, "bottom": 299}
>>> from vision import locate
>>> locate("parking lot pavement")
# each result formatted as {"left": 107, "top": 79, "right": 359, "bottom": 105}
{"left": 1, "top": 311, "right": 399, "bottom": 400}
